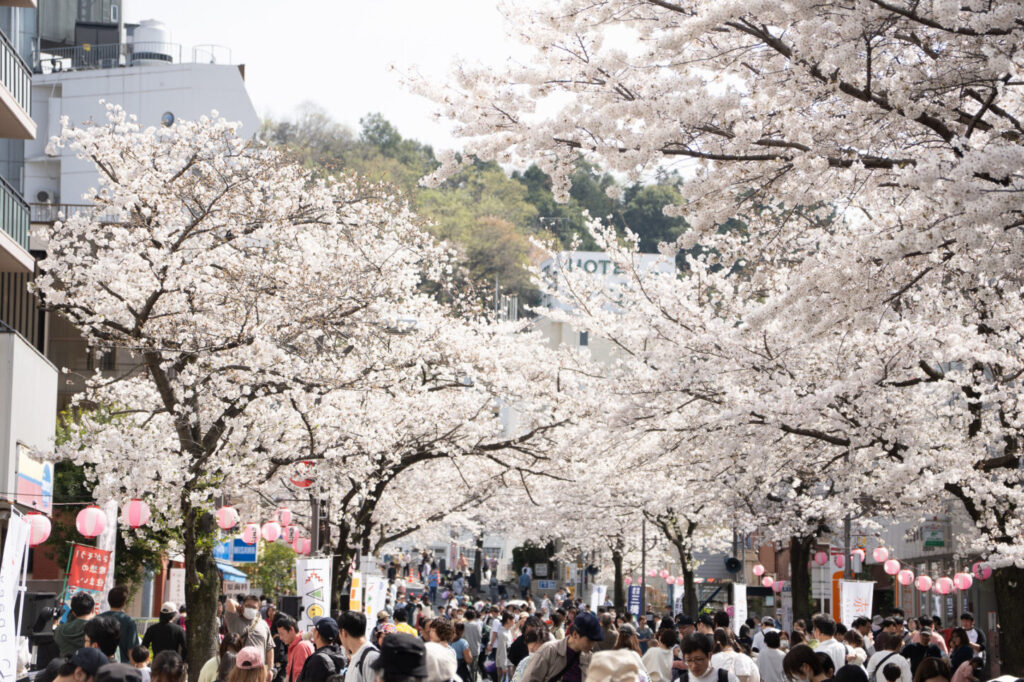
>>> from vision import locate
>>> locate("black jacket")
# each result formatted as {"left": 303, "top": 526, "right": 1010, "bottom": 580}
{"left": 298, "top": 645, "right": 347, "bottom": 682}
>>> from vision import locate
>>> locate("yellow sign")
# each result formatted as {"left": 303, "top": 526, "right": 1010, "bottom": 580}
{"left": 349, "top": 572, "right": 362, "bottom": 612}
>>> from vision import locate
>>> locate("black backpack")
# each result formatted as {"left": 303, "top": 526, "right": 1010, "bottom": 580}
{"left": 317, "top": 647, "right": 348, "bottom": 676}
{"left": 680, "top": 670, "right": 729, "bottom": 682}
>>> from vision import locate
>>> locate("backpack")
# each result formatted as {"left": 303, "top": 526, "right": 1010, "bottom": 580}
{"left": 680, "top": 670, "right": 729, "bottom": 682}
{"left": 352, "top": 644, "right": 380, "bottom": 682}
{"left": 317, "top": 648, "right": 349, "bottom": 677}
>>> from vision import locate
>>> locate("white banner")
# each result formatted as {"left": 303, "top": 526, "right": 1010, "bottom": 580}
{"left": 96, "top": 501, "right": 118, "bottom": 611}
{"left": 363, "top": 577, "right": 388, "bottom": 637}
{"left": 167, "top": 567, "right": 186, "bottom": 608}
{"left": 589, "top": 584, "right": 607, "bottom": 611}
{"left": 1, "top": 512, "right": 31, "bottom": 681}
{"left": 839, "top": 580, "right": 873, "bottom": 626}
{"left": 296, "top": 558, "right": 332, "bottom": 631}
{"left": 732, "top": 584, "right": 747, "bottom": 636}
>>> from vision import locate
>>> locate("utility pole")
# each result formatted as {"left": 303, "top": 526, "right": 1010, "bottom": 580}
{"left": 641, "top": 518, "right": 647, "bottom": 617}
{"left": 843, "top": 513, "right": 852, "bottom": 580}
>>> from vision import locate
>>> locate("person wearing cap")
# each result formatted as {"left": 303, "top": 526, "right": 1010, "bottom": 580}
{"left": 371, "top": 633, "right": 429, "bottom": 682}
{"left": 900, "top": 629, "right": 943, "bottom": 676}
{"left": 95, "top": 663, "right": 144, "bottom": 682}
{"left": 72, "top": 647, "right": 112, "bottom": 682}
{"left": 231, "top": 647, "right": 268, "bottom": 682}
{"left": 752, "top": 618, "right": 778, "bottom": 654}
{"left": 141, "top": 603, "right": 187, "bottom": 658}
{"left": 56, "top": 592, "right": 97, "bottom": 657}
{"left": 959, "top": 614, "right": 985, "bottom": 657}
{"left": 588, "top": 649, "right": 646, "bottom": 682}
{"left": 520, "top": 612, "right": 604, "bottom": 682}
{"left": 226, "top": 595, "right": 276, "bottom": 670}
{"left": 297, "top": 617, "right": 347, "bottom": 682}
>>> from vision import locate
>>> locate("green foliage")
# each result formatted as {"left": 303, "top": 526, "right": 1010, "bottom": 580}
{"left": 50, "top": 410, "right": 175, "bottom": 591}
{"left": 243, "top": 541, "right": 297, "bottom": 600}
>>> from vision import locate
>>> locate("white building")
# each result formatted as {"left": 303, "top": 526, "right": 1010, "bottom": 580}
{"left": 24, "top": 19, "right": 259, "bottom": 409}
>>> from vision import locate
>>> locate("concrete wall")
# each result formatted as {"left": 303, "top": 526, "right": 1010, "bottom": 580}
{"left": 25, "top": 62, "right": 260, "bottom": 207}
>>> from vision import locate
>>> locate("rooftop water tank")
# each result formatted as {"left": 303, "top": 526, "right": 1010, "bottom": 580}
{"left": 131, "top": 19, "right": 173, "bottom": 66}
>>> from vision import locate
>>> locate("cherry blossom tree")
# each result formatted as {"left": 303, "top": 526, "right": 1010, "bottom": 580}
{"left": 417, "top": 0, "right": 1024, "bottom": 657}
{"left": 33, "top": 106, "right": 575, "bottom": 678}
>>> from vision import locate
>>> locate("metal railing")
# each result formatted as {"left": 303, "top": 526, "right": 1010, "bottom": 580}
{"left": 30, "top": 202, "right": 121, "bottom": 224}
{"left": 35, "top": 42, "right": 233, "bottom": 74}
{"left": 0, "top": 27, "right": 31, "bottom": 117}
{"left": 0, "top": 175, "right": 29, "bottom": 251}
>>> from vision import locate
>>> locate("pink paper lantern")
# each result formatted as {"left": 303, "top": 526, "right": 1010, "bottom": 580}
{"left": 897, "top": 569, "right": 915, "bottom": 586}
{"left": 283, "top": 525, "right": 297, "bottom": 543}
{"left": 216, "top": 506, "right": 239, "bottom": 530}
{"left": 761, "top": 576, "right": 774, "bottom": 588}
{"left": 953, "top": 573, "right": 973, "bottom": 591}
{"left": 814, "top": 552, "right": 828, "bottom": 566}
{"left": 76, "top": 505, "right": 107, "bottom": 538}
{"left": 884, "top": 559, "right": 901, "bottom": 575}
{"left": 659, "top": 569, "right": 669, "bottom": 579}
{"left": 624, "top": 576, "right": 633, "bottom": 586}
{"left": 27, "top": 513, "right": 51, "bottom": 546}
{"left": 121, "top": 499, "right": 151, "bottom": 528}
{"left": 915, "top": 575, "right": 933, "bottom": 592}
{"left": 873, "top": 547, "right": 889, "bottom": 563}
{"left": 753, "top": 564, "right": 765, "bottom": 576}
{"left": 665, "top": 576, "right": 676, "bottom": 585}
{"left": 647, "top": 568, "right": 657, "bottom": 577}
{"left": 241, "top": 522, "right": 260, "bottom": 545}
{"left": 935, "top": 577, "right": 954, "bottom": 595}
{"left": 292, "top": 535, "right": 310, "bottom": 554}
{"left": 275, "top": 508, "right": 292, "bottom": 527}
{"left": 773, "top": 580, "right": 784, "bottom": 593}
{"left": 835, "top": 555, "right": 844, "bottom": 568}
{"left": 261, "top": 521, "right": 281, "bottom": 542}
{"left": 852, "top": 548, "right": 866, "bottom": 562}
{"left": 972, "top": 563, "right": 992, "bottom": 580}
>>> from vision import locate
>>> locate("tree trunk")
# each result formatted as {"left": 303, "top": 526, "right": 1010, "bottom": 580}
{"left": 789, "top": 535, "right": 815, "bottom": 626}
{"left": 612, "top": 549, "right": 625, "bottom": 612}
{"left": 682, "top": 560, "right": 698, "bottom": 617}
{"left": 993, "top": 564, "right": 1024, "bottom": 674}
{"left": 472, "top": 534, "right": 484, "bottom": 594}
{"left": 330, "top": 520, "right": 355, "bottom": 613}
{"left": 183, "top": 504, "right": 220, "bottom": 682}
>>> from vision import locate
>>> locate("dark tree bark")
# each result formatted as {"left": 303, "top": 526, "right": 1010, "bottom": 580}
{"left": 182, "top": 505, "right": 220, "bottom": 682}
{"left": 991, "top": 563, "right": 1024, "bottom": 672}
{"left": 612, "top": 547, "right": 625, "bottom": 612}
{"left": 473, "top": 534, "right": 484, "bottom": 594}
{"left": 789, "top": 534, "right": 815, "bottom": 626}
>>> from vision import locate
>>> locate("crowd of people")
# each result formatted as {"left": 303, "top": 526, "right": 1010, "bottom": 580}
{"left": 37, "top": 581, "right": 1000, "bottom": 682}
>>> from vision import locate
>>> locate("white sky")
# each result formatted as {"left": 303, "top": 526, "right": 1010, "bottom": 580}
{"left": 124, "top": 1, "right": 518, "bottom": 149}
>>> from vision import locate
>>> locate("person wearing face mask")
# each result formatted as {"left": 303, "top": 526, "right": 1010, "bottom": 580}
{"left": 226, "top": 595, "right": 276, "bottom": 675}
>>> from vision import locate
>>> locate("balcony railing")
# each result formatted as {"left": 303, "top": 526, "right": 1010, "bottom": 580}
{"left": 31, "top": 202, "right": 123, "bottom": 224}
{"left": 0, "top": 27, "right": 31, "bottom": 118}
{"left": 0, "top": 175, "right": 28, "bottom": 251}
{"left": 35, "top": 42, "right": 233, "bottom": 75}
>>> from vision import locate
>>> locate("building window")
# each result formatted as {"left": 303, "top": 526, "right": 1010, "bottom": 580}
{"left": 579, "top": 331, "right": 589, "bottom": 346}
{"left": 86, "top": 347, "right": 116, "bottom": 371}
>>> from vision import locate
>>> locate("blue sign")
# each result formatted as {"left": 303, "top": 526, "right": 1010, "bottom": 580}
{"left": 627, "top": 585, "right": 642, "bottom": 616}
{"left": 213, "top": 538, "right": 258, "bottom": 563}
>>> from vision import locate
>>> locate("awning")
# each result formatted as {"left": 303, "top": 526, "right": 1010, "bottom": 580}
{"left": 217, "top": 561, "right": 249, "bottom": 583}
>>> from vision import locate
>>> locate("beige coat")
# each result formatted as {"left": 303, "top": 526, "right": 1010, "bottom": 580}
{"left": 522, "top": 638, "right": 591, "bottom": 682}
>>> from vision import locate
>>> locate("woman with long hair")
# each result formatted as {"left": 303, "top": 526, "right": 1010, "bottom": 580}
{"left": 151, "top": 651, "right": 187, "bottom": 682}
{"left": 712, "top": 628, "right": 759, "bottom": 682}
{"left": 226, "top": 647, "right": 267, "bottom": 682}
{"left": 948, "top": 629, "right": 974, "bottom": 675}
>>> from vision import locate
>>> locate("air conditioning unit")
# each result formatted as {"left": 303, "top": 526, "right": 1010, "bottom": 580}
{"left": 36, "top": 190, "right": 55, "bottom": 204}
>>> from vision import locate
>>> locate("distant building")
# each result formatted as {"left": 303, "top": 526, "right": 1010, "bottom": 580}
{"left": 25, "top": 18, "right": 259, "bottom": 410}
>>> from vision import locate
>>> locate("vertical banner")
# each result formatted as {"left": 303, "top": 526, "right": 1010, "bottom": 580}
{"left": 362, "top": 577, "right": 388, "bottom": 637}
{"left": 65, "top": 544, "right": 112, "bottom": 612}
{"left": 589, "top": 584, "right": 607, "bottom": 611}
{"left": 839, "top": 580, "right": 873, "bottom": 626}
{"left": 167, "top": 567, "right": 186, "bottom": 608}
{"left": 732, "top": 584, "right": 747, "bottom": 636}
{"left": 1, "top": 512, "right": 30, "bottom": 680}
{"left": 95, "top": 501, "right": 118, "bottom": 611}
{"left": 627, "top": 585, "right": 642, "bottom": 616}
{"left": 349, "top": 572, "right": 362, "bottom": 613}
{"left": 296, "top": 558, "right": 331, "bottom": 631}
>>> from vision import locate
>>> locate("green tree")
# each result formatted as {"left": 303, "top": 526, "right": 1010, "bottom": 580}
{"left": 243, "top": 541, "right": 297, "bottom": 601}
